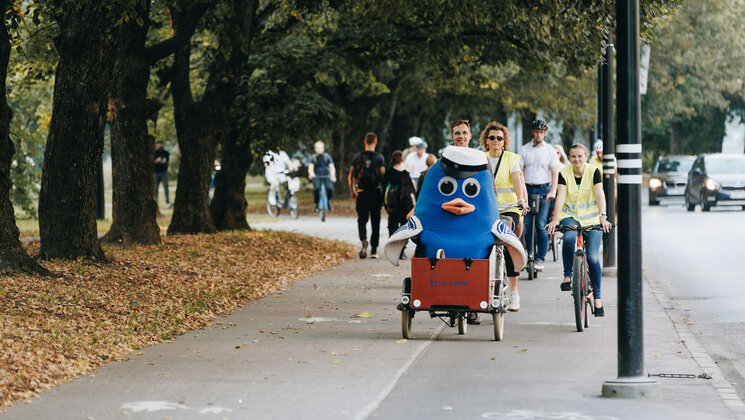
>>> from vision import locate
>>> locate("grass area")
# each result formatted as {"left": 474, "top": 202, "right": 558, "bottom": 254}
{"left": 14, "top": 176, "right": 357, "bottom": 237}
{"left": 0, "top": 230, "right": 354, "bottom": 407}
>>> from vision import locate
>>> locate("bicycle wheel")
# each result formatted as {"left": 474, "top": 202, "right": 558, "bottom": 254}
{"left": 571, "top": 254, "right": 586, "bottom": 332}
{"left": 266, "top": 191, "right": 279, "bottom": 217}
{"left": 457, "top": 314, "right": 467, "bottom": 335}
{"left": 527, "top": 258, "right": 535, "bottom": 280}
{"left": 585, "top": 264, "right": 593, "bottom": 328}
{"left": 401, "top": 310, "right": 412, "bottom": 339}
{"left": 551, "top": 233, "right": 559, "bottom": 262}
{"left": 319, "top": 188, "right": 327, "bottom": 222}
{"left": 289, "top": 194, "right": 299, "bottom": 219}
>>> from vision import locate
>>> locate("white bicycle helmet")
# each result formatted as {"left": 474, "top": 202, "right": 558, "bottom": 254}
{"left": 593, "top": 140, "right": 603, "bottom": 152}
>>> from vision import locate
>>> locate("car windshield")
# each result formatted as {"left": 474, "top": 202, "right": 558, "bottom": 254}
{"left": 654, "top": 157, "right": 694, "bottom": 174}
{"left": 706, "top": 155, "right": 745, "bottom": 174}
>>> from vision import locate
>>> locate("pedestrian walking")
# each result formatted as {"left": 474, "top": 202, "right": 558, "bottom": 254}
{"left": 415, "top": 154, "right": 437, "bottom": 198}
{"left": 383, "top": 151, "right": 416, "bottom": 259}
{"left": 154, "top": 140, "right": 171, "bottom": 208}
{"left": 348, "top": 132, "right": 386, "bottom": 259}
{"left": 404, "top": 137, "right": 429, "bottom": 190}
{"left": 519, "top": 119, "right": 560, "bottom": 271}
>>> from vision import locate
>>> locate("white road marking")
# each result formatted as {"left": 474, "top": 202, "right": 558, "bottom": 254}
{"left": 482, "top": 410, "right": 618, "bottom": 420}
{"left": 353, "top": 324, "right": 445, "bottom": 420}
{"left": 298, "top": 317, "right": 337, "bottom": 323}
{"left": 120, "top": 401, "right": 232, "bottom": 414}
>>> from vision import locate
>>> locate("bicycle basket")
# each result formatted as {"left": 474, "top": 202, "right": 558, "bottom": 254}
{"left": 288, "top": 177, "right": 301, "bottom": 193}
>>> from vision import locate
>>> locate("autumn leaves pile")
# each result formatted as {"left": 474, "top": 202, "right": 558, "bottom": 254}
{"left": 0, "top": 231, "right": 353, "bottom": 407}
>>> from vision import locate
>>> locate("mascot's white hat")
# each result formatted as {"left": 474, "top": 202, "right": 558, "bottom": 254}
{"left": 439, "top": 146, "right": 488, "bottom": 178}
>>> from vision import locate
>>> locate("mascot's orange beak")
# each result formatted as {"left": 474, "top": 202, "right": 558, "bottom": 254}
{"left": 441, "top": 198, "right": 475, "bottom": 215}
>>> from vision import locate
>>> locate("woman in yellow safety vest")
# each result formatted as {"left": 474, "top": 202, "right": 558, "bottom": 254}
{"left": 480, "top": 121, "right": 528, "bottom": 312}
{"left": 546, "top": 143, "right": 612, "bottom": 316}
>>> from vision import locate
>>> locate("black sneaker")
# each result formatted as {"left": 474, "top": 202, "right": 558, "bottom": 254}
{"left": 594, "top": 306, "right": 605, "bottom": 317}
{"left": 359, "top": 240, "right": 368, "bottom": 259}
{"left": 370, "top": 247, "right": 378, "bottom": 259}
{"left": 313, "top": 207, "right": 320, "bottom": 213}
{"left": 560, "top": 281, "right": 571, "bottom": 292}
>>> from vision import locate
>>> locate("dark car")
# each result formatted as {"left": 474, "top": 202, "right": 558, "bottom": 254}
{"left": 685, "top": 153, "right": 745, "bottom": 211}
{"left": 648, "top": 155, "right": 695, "bottom": 205}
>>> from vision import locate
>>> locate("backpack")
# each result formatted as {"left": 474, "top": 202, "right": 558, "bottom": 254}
{"left": 354, "top": 151, "right": 381, "bottom": 190}
{"left": 384, "top": 182, "right": 403, "bottom": 213}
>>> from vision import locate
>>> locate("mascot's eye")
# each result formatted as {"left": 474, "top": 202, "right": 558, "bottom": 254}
{"left": 462, "top": 178, "right": 481, "bottom": 197}
{"left": 438, "top": 176, "right": 457, "bottom": 196}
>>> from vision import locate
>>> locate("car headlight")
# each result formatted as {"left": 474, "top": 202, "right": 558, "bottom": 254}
{"left": 649, "top": 178, "right": 663, "bottom": 189}
{"left": 705, "top": 178, "right": 720, "bottom": 190}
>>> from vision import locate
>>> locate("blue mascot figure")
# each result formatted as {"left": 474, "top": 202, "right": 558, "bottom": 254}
{"left": 384, "top": 146, "right": 526, "bottom": 268}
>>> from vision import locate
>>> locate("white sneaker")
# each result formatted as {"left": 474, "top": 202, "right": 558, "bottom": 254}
{"left": 370, "top": 252, "right": 379, "bottom": 259}
{"left": 535, "top": 260, "right": 545, "bottom": 271}
{"left": 506, "top": 291, "right": 520, "bottom": 312}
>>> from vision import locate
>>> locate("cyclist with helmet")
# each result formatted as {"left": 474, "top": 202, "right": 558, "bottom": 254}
{"left": 545, "top": 143, "right": 613, "bottom": 317}
{"left": 591, "top": 140, "right": 603, "bottom": 175}
{"left": 480, "top": 121, "right": 528, "bottom": 311}
{"left": 519, "top": 119, "right": 560, "bottom": 271}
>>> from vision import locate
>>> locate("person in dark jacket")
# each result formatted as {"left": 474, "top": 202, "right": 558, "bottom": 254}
{"left": 382, "top": 150, "right": 416, "bottom": 259}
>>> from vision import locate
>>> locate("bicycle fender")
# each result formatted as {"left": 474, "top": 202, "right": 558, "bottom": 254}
{"left": 384, "top": 216, "right": 423, "bottom": 266}
{"left": 492, "top": 219, "right": 527, "bottom": 271}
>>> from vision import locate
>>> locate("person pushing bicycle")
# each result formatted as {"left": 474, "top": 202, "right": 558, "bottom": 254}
{"left": 545, "top": 143, "right": 612, "bottom": 317}
{"left": 308, "top": 141, "right": 337, "bottom": 212}
{"left": 480, "top": 121, "right": 528, "bottom": 312}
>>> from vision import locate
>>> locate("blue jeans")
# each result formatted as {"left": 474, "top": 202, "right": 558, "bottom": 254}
{"left": 560, "top": 218, "right": 603, "bottom": 298}
{"left": 524, "top": 184, "right": 551, "bottom": 261}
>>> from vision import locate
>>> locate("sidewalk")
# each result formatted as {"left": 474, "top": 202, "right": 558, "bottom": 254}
{"left": 4, "top": 215, "right": 743, "bottom": 419}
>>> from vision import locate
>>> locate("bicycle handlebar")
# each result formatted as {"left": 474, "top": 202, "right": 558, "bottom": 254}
{"left": 555, "top": 223, "right": 614, "bottom": 233}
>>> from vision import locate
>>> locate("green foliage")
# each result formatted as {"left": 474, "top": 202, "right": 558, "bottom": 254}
{"left": 642, "top": 0, "right": 745, "bottom": 156}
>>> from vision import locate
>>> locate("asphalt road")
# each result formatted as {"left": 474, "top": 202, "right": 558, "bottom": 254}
{"left": 4, "top": 211, "right": 741, "bottom": 419}
{"left": 643, "top": 198, "right": 745, "bottom": 401}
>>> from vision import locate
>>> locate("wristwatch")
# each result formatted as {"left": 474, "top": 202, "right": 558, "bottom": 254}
{"left": 600, "top": 213, "right": 607, "bottom": 218}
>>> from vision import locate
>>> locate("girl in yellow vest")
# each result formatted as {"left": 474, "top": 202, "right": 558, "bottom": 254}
{"left": 480, "top": 122, "right": 529, "bottom": 312}
{"left": 546, "top": 143, "right": 612, "bottom": 316}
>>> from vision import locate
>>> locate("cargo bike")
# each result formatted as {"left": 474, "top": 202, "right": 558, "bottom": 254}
{"left": 397, "top": 240, "right": 512, "bottom": 341}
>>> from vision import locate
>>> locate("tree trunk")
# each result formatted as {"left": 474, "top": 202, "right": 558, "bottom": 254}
{"left": 168, "top": 0, "right": 254, "bottom": 235}
{"left": 210, "top": 128, "right": 253, "bottom": 230}
{"left": 669, "top": 121, "right": 682, "bottom": 154}
{"left": 521, "top": 109, "right": 537, "bottom": 146}
{"left": 102, "top": 1, "right": 161, "bottom": 245}
{"left": 561, "top": 123, "right": 575, "bottom": 152}
{"left": 0, "top": 1, "right": 50, "bottom": 275}
{"left": 38, "top": 2, "right": 117, "bottom": 260}
{"left": 167, "top": 42, "right": 216, "bottom": 234}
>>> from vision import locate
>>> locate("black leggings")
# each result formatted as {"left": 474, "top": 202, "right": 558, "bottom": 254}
{"left": 500, "top": 212, "right": 521, "bottom": 277}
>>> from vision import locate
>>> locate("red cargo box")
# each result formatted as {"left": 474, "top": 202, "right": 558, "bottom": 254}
{"left": 410, "top": 255, "right": 494, "bottom": 311}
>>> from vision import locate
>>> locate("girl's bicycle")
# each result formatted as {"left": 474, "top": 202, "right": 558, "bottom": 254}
{"left": 555, "top": 224, "right": 608, "bottom": 332}
{"left": 315, "top": 174, "right": 330, "bottom": 222}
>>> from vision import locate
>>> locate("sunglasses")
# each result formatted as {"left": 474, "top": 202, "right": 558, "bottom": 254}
{"left": 487, "top": 135, "right": 504, "bottom": 141}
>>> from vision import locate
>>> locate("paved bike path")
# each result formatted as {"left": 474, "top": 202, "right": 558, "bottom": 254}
{"left": 4, "top": 215, "right": 740, "bottom": 419}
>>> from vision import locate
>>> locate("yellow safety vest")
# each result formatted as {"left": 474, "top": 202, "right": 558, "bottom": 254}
{"left": 560, "top": 164, "right": 600, "bottom": 226}
{"left": 590, "top": 155, "right": 603, "bottom": 176}
{"left": 487, "top": 151, "right": 521, "bottom": 215}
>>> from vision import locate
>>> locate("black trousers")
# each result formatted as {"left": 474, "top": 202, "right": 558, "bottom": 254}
{"left": 356, "top": 189, "right": 383, "bottom": 249}
{"left": 500, "top": 212, "right": 521, "bottom": 277}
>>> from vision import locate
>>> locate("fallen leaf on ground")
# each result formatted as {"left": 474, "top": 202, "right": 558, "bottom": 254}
{"left": 353, "top": 311, "right": 374, "bottom": 318}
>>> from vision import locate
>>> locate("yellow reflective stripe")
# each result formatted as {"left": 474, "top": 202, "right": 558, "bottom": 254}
{"left": 496, "top": 187, "right": 516, "bottom": 194}
{"left": 564, "top": 201, "right": 597, "bottom": 210}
